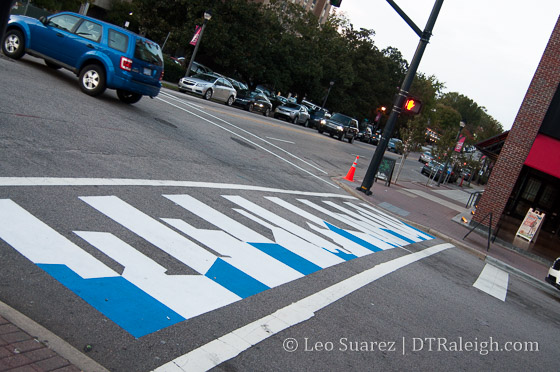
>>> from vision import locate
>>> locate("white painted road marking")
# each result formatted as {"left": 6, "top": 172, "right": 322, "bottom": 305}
{"left": 473, "top": 264, "right": 509, "bottom": 301}
{"left": 0, "top": 180, "right": 437, "bottom": 337}
{"left": 152, "top": 243, "right": 453, "bottom": 372}
{"left": 0, "top": 177, "right": 347, "bottom": 197}
{"left": 156, "top": 95, "right": 334, "bottom": 187}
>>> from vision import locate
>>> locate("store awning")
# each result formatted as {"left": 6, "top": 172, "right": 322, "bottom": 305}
{"left": 524, "top": 134, "right": 560, "bottom": 179}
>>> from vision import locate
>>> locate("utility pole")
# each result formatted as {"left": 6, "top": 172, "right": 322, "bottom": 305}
{"left": 358, "top": 0, "right": 444, "bottom": 195}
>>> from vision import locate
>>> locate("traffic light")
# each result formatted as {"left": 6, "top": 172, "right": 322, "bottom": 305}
{"left": 330, "top": 0, "right": 342, "bottom": 7}
{"left": 402, "top": 97, "right": 423, "bottom": 114}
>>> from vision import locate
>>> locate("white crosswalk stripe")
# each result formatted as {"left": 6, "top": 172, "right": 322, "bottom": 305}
{"left": 0, "top": 191, "right": 435, "bottom": 338}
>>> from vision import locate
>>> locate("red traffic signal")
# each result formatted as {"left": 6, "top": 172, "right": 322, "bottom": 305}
{"left": 402, "top": 97, "right": 423, "bottom": 114}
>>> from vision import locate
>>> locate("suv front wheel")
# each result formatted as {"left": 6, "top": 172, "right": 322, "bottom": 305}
{"left": 79, "top": 64, "right": 106, "bottom": 96}
{"left": 2, "top": 29, "right": 25, "bottom": 59}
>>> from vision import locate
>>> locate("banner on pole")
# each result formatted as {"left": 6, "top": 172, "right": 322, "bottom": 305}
{"left": 190, "top": 25, "right": 201, "bottom": 46}
{"left": 454, "top": 135, "right": 466, "bottom": 152}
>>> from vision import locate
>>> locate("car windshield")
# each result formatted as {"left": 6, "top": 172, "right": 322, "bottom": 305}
{"left": 134, "top": 39, "right": 163, "bottom": 66}
{"left": 330, "top": 113, "right": 352, "bottom": 125}
{"left": 193, "top": 74, "right": 218, "bottom": 83}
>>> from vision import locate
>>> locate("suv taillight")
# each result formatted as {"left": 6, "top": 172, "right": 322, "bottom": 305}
{"left": 120, "top": 57, "right": 132, "bottom": 71}
{"left": 159, "top": 70, "right": 164, "bottom": 81}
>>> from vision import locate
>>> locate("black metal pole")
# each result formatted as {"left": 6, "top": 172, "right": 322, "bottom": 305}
{"left": 358, "top": 0, "right": 444, "bottom": 196}
{"left": 321, "top": 82, "right": 334, "bottom": 110}
{"left": 185, "top": 19, "right": 208, "bottom": 78}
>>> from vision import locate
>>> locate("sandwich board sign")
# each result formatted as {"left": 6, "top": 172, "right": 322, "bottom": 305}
{"left": 516, "top": 208, "right": 545, "bottom": 242}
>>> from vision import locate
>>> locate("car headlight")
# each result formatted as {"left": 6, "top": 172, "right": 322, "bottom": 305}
{"left": 336, "top": 126, "right": 344, "bottom": 131}
{"left": 320, "top": 119, "right": 326, "bottom": 125}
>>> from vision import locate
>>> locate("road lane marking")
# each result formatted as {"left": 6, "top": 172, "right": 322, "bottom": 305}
{"left": 473, "top": 264, "right": 509, "bottom": 301}
{"left": 156, "top": 95, "right": 333, "bottom": 186}
{"left": 152, "top": 243, "right": 453, "bottom": 372}
{"left": 265, "top": 137, "right": 296, "bottom": 144}
{"left": 0, "top": 177, "right": 348, "bottom": 197}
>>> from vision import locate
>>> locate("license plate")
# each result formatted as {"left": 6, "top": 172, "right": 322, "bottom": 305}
{"left": 143, "top": 67, "right": 152, "bottom": 76}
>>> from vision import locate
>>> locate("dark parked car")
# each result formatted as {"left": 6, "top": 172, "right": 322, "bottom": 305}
{"left": 274, "top": 102, "right": 310, "bottom": 125}
{"left": 3, "top": 12, "right": 164, "bottom": 103}
{"left": 421, "top": 161, "right": 458, "bottom": 183}
{"left": 233, "top": 90, "right": 272, "bottom": 116}
{"left": 187, "top": 61, "right": 212, "bottom": 76}
{"left": 268, "top": 94, "right": 288, "bottom": 110}
{"left": 308, "top": 108, "right": 329, "bottom": 129}
{"left": 317, "top": 113, "right": 359, "bottom": 143}
{"left": 388, "top": 138, "right": 403, "bottom": 154}
{"left": 371, "top": 131, "right": 382, "bottom": 145}
{"left": 224, "top": 76, "right": 248, "bottom": 92}
{"left": 356, "top": 126, "right": 373, "bottom": 143}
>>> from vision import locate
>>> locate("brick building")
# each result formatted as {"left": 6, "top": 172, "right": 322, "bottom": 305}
{"left": 474, "top": 15, "right": 560, "bottom": 261}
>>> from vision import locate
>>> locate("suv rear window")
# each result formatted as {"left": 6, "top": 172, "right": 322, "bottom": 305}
{"left": 108, "top": 29, "right": 128, "bottom": 53}
{"left": 134, "top": 39, "right": 163, "bottom": 66}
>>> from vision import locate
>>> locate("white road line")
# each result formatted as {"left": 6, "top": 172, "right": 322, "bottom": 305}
{"left": 156, "top": 95, "right": 334, "bottom": 187}
{"left": 79, "top": 195, "right": 217, "bottom": 274}
{"left": 0, "top": 177, "right": 351, "bottom": 198}
{"left": 0, "top": 199, "right": 117, "bottom": 279}
{"left": 152, "top": 243, "right": 453, "bottom": 372}
{"left": 473, "top": 264, "right": 509, "bottom": 301}
{"left": 265, "top": 137, "right": 296, "bottom": 144}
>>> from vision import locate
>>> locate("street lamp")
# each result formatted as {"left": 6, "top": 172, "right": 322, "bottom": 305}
{"left": 321, "top": 80, "right": 334, "bottom": 110}
{"left": 437, "top": 120, "right": 466, "bottom": 186}
{"left": 185, "top": 10, "right": 212, "bottom": 77}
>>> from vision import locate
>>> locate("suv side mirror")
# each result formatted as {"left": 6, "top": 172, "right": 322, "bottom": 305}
{"left": 39, "top": 16, "right": 47, "bottom": 25}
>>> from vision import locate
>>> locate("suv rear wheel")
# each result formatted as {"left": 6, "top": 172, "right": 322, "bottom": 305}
{"left": 79, "top": 64, "right": 106, "bottom": 96}
{"left": 117, "top": 89, "right": 142, "bottom": 104}
{"left": 2, "top": 29, "right": 25, "bottom": 59}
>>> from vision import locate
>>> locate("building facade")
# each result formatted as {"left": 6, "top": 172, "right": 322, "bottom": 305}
{"left": 474, "top": 15, "right": 560, "bottom": 261}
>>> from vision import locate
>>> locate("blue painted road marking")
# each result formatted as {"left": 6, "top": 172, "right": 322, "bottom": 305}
{"left": 0, "top": 193, "right": 435, "bottom": 338}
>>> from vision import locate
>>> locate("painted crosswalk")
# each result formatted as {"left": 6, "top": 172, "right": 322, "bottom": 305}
{"left": 0, "top": 190, "right": 435, "bottom": 338}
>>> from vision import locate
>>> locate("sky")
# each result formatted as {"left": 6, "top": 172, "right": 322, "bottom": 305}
{"left": 336, "top": 0, "right": 560, "bottom": 130}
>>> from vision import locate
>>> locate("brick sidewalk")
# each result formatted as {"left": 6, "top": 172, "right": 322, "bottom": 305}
{"left": 0, "top": 316, "right": 80, "bottom": 372}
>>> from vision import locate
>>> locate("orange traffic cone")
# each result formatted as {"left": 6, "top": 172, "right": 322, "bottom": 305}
{"left": 343, "top": 156, "right": 359, "bottom": 182}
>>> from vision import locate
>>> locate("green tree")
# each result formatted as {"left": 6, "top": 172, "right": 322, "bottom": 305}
{"left": 31, "top": 0, "right": 81, "bottom": 12}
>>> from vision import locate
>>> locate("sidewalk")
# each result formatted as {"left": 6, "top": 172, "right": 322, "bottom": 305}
{"left": 338, "top": 175, "right": 559, "bottom": 296}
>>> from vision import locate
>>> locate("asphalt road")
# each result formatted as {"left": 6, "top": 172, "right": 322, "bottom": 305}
{"left": 1, "top": 54, "right": 558, "bottom": 372}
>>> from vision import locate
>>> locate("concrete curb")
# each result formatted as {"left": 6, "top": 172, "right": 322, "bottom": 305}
{"left": 0, "top": 299, "right": 109, "bottom": 372}
{"left": 485, "top": 256, "right": 560, "bottom": 298}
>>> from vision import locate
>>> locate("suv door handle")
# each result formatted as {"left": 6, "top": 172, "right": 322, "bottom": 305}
{"left": 56, "top": 32, "right": 64, "bottom": 37}
{"left": 87, "top": 44, "right": 95, "bottom": 49}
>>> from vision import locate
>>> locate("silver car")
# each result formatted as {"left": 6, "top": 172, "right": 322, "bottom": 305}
{"left": 178, "top": 73, "right": 236, "bottom": 105}
{"left": 273, "top": 102, "right": 310, "bottom": 125}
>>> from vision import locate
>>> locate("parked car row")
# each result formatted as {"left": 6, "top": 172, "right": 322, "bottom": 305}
{"left": 172, "top": 59, "right": 364, "bottom": 144}
{"left": 421, "top": 160, "right": 458, "bottom": 183}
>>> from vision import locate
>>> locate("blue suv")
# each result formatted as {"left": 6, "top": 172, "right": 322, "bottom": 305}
{"left": 2, "top": 12, "right": 164, "bottom": 104}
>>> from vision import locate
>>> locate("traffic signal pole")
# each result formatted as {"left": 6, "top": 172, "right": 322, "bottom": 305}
{"left": 357, "top": 0, "right": 444, "bottom": 195}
